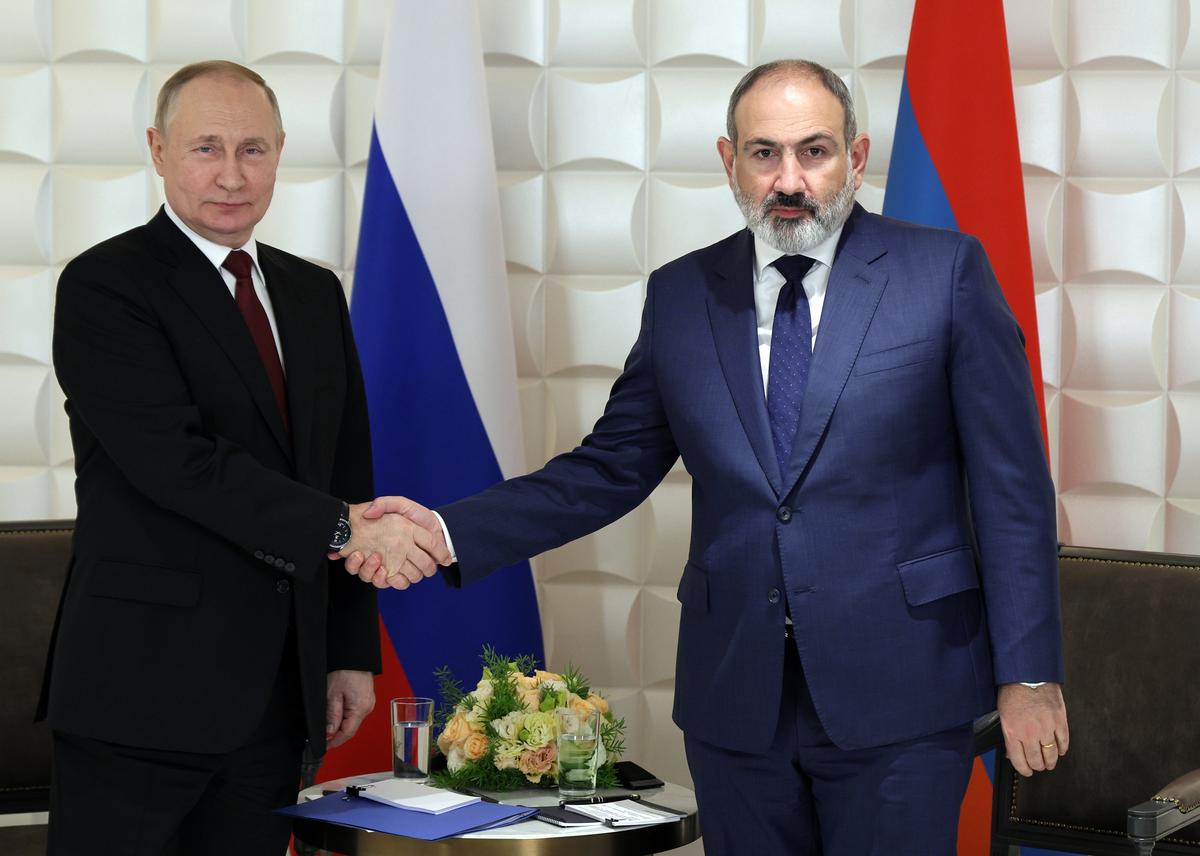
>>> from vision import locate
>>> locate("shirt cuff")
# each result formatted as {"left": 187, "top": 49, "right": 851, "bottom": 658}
{"left": 432, "top": 510, "right": 458, "bottom": 563}
{"left": 1019, "top": 681, "right": 1046, "bottom": 689}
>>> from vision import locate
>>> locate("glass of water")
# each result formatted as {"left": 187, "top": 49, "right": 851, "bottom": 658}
{"left": 391, "top": 697, "right": 434, "bottom": 781}
{"left": 555, "top": 706, "right": 601, "bottom": 797}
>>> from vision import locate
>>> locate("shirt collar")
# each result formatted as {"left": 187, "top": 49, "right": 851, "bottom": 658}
{"left": 752, "top": 221, "right": 844, "bottom": 280}
{"left": 164, "top": 202, "right": 262, "bottom": 279}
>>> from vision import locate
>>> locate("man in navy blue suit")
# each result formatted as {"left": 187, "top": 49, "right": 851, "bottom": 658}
{"left": 347, "top": 59, "right": 1069, "bottom": 855}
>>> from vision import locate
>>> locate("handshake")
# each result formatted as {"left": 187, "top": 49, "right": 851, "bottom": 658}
{"left": 326, "top": 496, "right": 453, "bottom": 590}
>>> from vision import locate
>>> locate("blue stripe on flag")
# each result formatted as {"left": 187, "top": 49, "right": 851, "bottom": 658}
{"left": 351, "top": 128, "right": 545, "bottom": 700}
{"left": 882, "top": 77, "right": 959, "bottom": 231}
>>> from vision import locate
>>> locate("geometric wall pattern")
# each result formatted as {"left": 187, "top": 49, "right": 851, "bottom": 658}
{"left": 3, "top": 0, "right": 1198, "bottom": 835}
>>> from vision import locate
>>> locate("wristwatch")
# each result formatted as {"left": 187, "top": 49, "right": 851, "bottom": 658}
{"left": 329, "top": 501, "right": 352, "bottom": 551}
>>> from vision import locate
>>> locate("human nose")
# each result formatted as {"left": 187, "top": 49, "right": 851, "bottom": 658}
{"left": 773, "top": 151, "right": 807, "bottom": 196}
{"left": 215, "top": 152, "right": 245, "bottom": 192}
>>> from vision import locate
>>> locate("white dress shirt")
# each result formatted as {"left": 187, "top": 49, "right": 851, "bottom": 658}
{"left": 751, "top": 225, "right": 844, "bottom": 397}
{"left": 163, "top": 203, "right": 286, "bottom": 370}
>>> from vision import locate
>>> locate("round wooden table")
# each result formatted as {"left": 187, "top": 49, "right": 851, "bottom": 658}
{"left": 292, "top": 774, "right": 700, "bottom": 856}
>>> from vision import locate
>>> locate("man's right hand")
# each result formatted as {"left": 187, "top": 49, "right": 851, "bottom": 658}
{"left": 340, "top": 496, "right": 450, "bottom": 589}
{"left": 328, "top": 502, "right": 450, "bottom": 588}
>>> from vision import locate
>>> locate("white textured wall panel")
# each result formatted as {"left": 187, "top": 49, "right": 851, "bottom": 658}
{"left": 757, "top": 0, "right": 851, "bottom": 68}
{"left": 548, "top": 71, "right": 646, "bottom": 169}
{"left": 149, "top": 0, "right": 241, "bottom": 62}
{"left": 0, "top": 66, "right": 52, "bottom": 162}
{"left": 649, "top": 0, "right": 750, "bottom": 67}
{"left": 1066, "top": 0, "right": 1173, "bottom": 69}
{"left": 552, "top": 0, "right": 645, "bottom": 67}
{"left": 53, "top": 0, "right": 148, "bottom": 62}
{"left": 651, "top": 69, "right": 743, "bottom": 171}
{"left": 0, "top": 166, "right": 51, "bottom": 264}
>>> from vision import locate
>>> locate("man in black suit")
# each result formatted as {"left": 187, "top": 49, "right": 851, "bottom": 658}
{"left": 40, "top": 61, "right": 448, "bottom": 854}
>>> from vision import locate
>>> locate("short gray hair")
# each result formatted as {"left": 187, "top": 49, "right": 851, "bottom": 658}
{"left": 155, "top": 60, "right": 283, "bottom": 139}
{"left": 725, "top": 60, "right": 857, "bottom": 149}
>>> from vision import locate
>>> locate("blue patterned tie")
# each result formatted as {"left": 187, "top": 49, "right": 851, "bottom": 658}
{"left": 767, "top": 254, "right": 815, "bottom": 474}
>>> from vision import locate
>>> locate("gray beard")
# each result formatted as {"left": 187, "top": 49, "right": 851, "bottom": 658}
{"left": 734, "top": 166, "right": 857, "bottom": 254}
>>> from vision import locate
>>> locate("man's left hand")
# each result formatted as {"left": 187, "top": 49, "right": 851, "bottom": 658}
{"left": 997, "top": 681, "right": 1069, "bottom": 777}
{"left": 326, "top": 669, "right": 375, "bottom": 748}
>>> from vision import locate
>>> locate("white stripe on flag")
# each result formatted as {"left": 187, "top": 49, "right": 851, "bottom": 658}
{"left": 374, "top": 0, "right": 526, "bottom": 479}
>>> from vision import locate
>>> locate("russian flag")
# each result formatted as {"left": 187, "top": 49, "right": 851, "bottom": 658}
{"left": 318, "top": 1, "right": 545, "bottom": 780}
{"left": 884, "top": 3, "right": 1056, "bottom": 855}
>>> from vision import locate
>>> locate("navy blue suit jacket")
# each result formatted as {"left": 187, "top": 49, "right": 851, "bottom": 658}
{"left": 440, "top": 204, "right": 1062, "bottom": 754}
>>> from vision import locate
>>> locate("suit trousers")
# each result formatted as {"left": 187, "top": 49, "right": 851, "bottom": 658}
{"left": 683, "top": 635, "right": 974, "bottom": 856}
{"left": 47, "top": 625, "right": 306, "bottom": 856}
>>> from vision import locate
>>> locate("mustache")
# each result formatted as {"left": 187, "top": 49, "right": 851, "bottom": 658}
{"left": 762, "top": 192, "right": 819, "bottom": 213}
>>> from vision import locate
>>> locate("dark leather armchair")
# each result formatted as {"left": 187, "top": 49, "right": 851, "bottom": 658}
{"left": 980, "top": 545, "right": 1200, "bottom": 855}
{"left": 0, "top": 520, "right": 73, "bottom": 853}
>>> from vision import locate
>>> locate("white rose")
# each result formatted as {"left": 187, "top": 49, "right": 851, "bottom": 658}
{"left": 446, "top": 745, "right": 467, "bottom": 773}
{"left": 473, "top": 678, "right": 494, "bottom": 705}
{"left": 493, "top": 739, "right": 522, "bottom": 770}
{"left": 491, "top": 710, "right": 525, "bottom": 741}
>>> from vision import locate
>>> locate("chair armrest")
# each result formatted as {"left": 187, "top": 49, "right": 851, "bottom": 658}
{"left": 1128, "top": 768, "right": 1200, "bottom": 845}
{"left": 972, "top": 710, "right": 1002, "bottom": 756}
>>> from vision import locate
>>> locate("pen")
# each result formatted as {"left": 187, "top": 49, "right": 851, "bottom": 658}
{"left": 560, "top": 793, "right": 640, "bottom": 806}
{"left": 454, "top": 787, "right": 500, "bottom": 804}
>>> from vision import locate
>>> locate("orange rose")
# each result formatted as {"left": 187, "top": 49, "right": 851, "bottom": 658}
{"left": 463, "top": 731, "right": 489, "bottom": 761}
{"left": 534, "top": 669, "right": 563, "bottom": 684}
{"left": 586, "top": 693, "right": 610, "bottom": 716}
{"left": 518, "top": 685, "right": 542, "bottom": 710}
{"left": 437, "top": 712, "right": 471, "bottom": 754}
{"left": 568, "top": 694, "right": 596, "bottom": 719}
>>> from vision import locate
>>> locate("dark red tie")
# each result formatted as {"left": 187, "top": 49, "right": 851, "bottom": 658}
{"left": 222, "top": 250, "right": 289, "bottom": 431}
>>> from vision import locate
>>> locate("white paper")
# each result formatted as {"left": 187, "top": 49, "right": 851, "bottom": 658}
{"left": 565, "top": 799, "right": 680, "bottom": 826}
{"left": 356, "top": 779, "right": 480, "bottom": 815}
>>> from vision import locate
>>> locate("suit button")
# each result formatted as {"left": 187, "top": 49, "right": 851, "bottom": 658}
{"left": 264, "top": 553, "right": 275, "bottom": 564}
{"left": 777, "top": 506, "right": 792, "bottom": 523}
{"left": 276, "top": 580, "right": 291, "bottom": 594}
{"left": 284, "top": 562, "right": 295, "bottom": 572}
{"left": 768, "top": 588, "right": 781, "bottom": 604}
{"left": 274, "top": 557, "right": 286, "bottom": 569}
{"left": 254, "top": 550, "right": 264, "bottom": 560}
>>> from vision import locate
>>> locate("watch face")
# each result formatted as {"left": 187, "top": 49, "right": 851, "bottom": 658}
{"left": 330, "top": 519, "right": 352, "bottom": 550}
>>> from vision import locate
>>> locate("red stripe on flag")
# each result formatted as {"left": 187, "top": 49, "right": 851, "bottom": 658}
{"left": 905, "top": 0, "right": 1047, "bottom": 443}
{"left": 316, "top": 615, "right": 415, "bottom": 781}
{"left": 957, "top": 757, "right": 994, "bottom": 855}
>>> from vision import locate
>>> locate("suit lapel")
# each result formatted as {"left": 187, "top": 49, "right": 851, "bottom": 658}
{"left": 260, "top": 246, "right": 317, "bottom": 481}
{"left": 781, "top": 205, "right": 889, "bottom": 494}
{"left": 706, "top": 229, "right": 783, "bottom": 497}
{"left": 150, "top": 211, "right": 293, "bottom": 462}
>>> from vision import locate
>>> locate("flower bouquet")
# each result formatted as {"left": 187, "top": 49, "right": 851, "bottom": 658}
{"left": 430, "top": 646, "right": 626, "bottom": 791}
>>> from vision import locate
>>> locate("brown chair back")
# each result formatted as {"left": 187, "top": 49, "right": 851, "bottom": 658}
{"left": 0, "top": 520, "right": 73, "bottom": 815}
{"left": 990, "top": 545, "right": 1200, "bottom": 855}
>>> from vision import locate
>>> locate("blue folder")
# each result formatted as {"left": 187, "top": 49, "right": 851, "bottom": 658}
{"left": 277, "top": 793, "right": 538, "bottom": 840}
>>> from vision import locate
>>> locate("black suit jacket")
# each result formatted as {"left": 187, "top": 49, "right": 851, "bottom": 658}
{"left": 40, "top": 208, "right": 380, "bottom": 754}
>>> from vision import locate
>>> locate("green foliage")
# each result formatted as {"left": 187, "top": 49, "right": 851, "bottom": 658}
{"left": 433, "top": 665, "right": 465, "bottom": 728}
{"left": 561, "top": 663, "right": 589, "bottom": 698}
{"left": 601, "top": 714, "right": 626, "bottom": 759}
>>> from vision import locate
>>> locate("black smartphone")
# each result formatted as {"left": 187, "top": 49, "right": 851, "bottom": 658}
{"left": 614, "top": 760, "right": 665, "bottom": 789}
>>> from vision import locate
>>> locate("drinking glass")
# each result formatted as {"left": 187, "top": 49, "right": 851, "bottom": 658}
{"left": 391, "top": 697, "right": 434, "bottom": 781}
{"left": 555, "top": 706, "right": 601, "bottom": 797}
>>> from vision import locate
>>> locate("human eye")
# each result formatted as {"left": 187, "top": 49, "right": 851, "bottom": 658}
{"left": 750, "top": 148, "right": 776, "bottom": 160}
